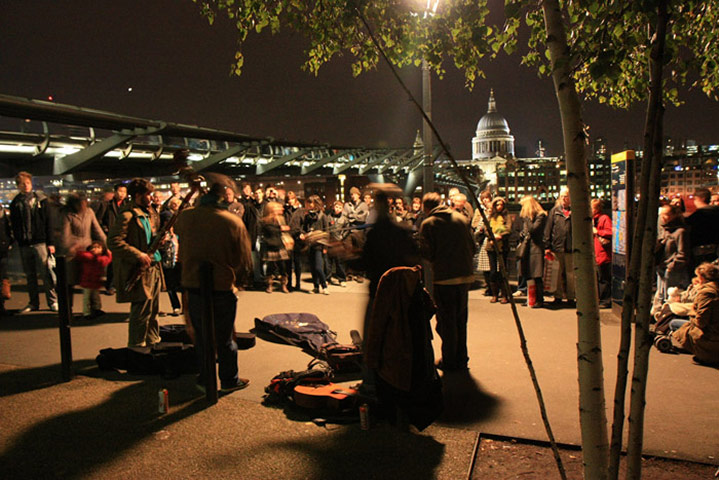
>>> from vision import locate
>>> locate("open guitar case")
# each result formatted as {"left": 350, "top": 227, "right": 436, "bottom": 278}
{"left": 253, "top": 312, "right": 363, "bottom": 378}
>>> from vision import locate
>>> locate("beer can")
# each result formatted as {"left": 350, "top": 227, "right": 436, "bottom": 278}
{"left": 158, "top": 389, "right": 169, "bottom": 414}
{"left": 359, "top": 403, "right": 370, "bottom": 430}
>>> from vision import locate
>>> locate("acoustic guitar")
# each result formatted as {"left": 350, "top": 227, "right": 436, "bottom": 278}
{"left": 293, "top": 383, "right": 358, "bottom": 411}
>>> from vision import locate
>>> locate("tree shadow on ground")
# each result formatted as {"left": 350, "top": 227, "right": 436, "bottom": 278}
{"left": 436, "top": 370, "right": 500, "bottom": 425}
{"left": 0, "top": 360, "right": 96, "bottom": 397}
{"left": 214, "top": 423, "right": 447, "bottom": 480}
{"left": 0, "top": 366, "right": 208, "bottom": 480}
{"left": 0, "top": 312, "right": 129, "bottom": 331}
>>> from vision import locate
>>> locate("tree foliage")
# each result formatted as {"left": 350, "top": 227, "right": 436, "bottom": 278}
{"left": 504, "top": 0, "right": 719, "bottom": 108}
{"left": 195, "top": 0, "right": 501, "bottom": 86}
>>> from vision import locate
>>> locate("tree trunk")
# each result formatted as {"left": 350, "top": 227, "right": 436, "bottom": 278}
{"left": 626, "top": 4, "right": 669, "bottom": 478}
{"left": 608, "top": 2, "right": 669, "bottom": 478}
{"left": 541, "top": 1, "right": 608, "bottom": 478}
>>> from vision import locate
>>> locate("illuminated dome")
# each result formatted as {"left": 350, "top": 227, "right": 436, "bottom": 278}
{"left": 472, "top": 89, "right": 515, "bottom": 160}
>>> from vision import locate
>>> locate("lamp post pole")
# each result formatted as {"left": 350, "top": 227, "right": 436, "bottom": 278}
{"left": 422, "top": 58, "right": 434, "bottom": 195}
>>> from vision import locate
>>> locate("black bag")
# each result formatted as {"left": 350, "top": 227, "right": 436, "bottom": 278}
{"left": 319, "top": 343, "right": 362, "bottom": 374}
{"left": 263, "top": 368, "right": 330, "bottom": 404}
{"left": 516, "top": 236, "right": 529, "bottom": 259}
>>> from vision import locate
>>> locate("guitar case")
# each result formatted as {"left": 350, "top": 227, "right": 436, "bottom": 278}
{"left": 254, "top": 312, "right": 338, "bottom": 354}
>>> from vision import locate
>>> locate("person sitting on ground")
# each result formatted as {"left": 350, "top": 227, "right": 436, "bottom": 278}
{"left": 652, "top": 204, "right": 689, "bottom": 315}
{"left": 670, "top": 262, "right": 719, "bottom": 366}
{"left": 75, "top": 241, "right": 112, "bottom": 320}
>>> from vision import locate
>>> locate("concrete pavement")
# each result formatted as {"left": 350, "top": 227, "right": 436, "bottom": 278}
{"left": 1, "top": 276, "right": 717, "bottom": 477}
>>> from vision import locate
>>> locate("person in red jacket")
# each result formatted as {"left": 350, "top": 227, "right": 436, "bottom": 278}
{"left": 592, "top": 199, "right": 612, "bottom": 309}
{"left": 75, "top": 241, "right": 112, "bottom": 319}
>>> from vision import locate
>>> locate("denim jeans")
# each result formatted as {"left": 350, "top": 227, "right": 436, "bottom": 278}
{"left": 188, "top": 289, "right": 239, "bottom": 388}
{"left": 19, "top": 243, "right": 57, "bottom": 308}
{"left": 309, "top": 247, "right": 327, "bottom": 289}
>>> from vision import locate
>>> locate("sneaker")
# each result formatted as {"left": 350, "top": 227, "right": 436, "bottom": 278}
{"left": 220, "top": 378, "right": 250, "bottom": 393}
{"left": 513, "top": 290, "right": 526, "bottom": 297}
{"left": 320, "top": 287, "right": 330, "bottom": 295}
{"left": 172, "top": 308, "right": 182, "bottom": 316}
{"left": 19, "top": 304, "right": 38, "bottom": 314}
{"left": 355, "top": 276, "right": 364, "bottom": 284}
{"left": 339, "top": 281, "right": 347, "bottom": 287}
{"left": 312, "top": 287, "right": 320, "bottom": 294}
{"left": 49, "top": 303, "right": 59, "bottom": 312}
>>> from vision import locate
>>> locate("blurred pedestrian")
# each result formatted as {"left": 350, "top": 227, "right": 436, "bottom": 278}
{"left": 261, "top": 201, "right": 290, "bottom": 293}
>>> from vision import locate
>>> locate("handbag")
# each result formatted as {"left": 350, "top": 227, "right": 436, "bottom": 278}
{"left": 281, "top": 232, "right": 295, "bottom": 251}
{"left": 516, "top": 235, "right": 530, "bottom": 259}
{"left": 278, "top": 217, "right": 295, "bottom": 251}
{"left": 515, "top": 221, "right": 530, "bottom": 259}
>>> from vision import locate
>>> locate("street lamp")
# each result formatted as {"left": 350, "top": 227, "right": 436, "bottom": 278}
{"left": 419, "top": 0, "right": 439, "bottom": 196}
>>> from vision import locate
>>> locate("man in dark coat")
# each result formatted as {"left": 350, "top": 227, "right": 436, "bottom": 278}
{"left": 176, "top": 180, "right": 253, "bottom": 392}
{"left": 419, "top": 192, "right": 476, "bottom": 372}
{"left": 242, "top": 187, "right": 265, "bottom": 287}
{"left": 100, "top": 183, "right": 128, "bottom": 294}
{"left": 9, "top": 171, "right": 57, "bottom": 313}
{"left": 543, "top": 187, "right": 574, "bottom": 305}
{"left": 686, "top": 187, "right": 719, "bottom": 269}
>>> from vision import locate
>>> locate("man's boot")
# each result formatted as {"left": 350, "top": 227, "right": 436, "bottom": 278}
{"left": 280, "top": 275, "right": 289, "bottom": 293}
{"left": 265, "top": 277, "right": 273, "bottom": 294}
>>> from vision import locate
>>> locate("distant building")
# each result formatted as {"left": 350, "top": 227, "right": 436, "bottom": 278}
{"left": 459, "top": 90, "right": 613, "bottom": 203}
{"left": 654, "top": 141, "right": 719, "bottom": 198}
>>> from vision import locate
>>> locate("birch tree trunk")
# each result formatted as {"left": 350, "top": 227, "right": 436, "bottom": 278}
{"left": 626, "top": 5, "right": 669, "bottom": 478}
{"left": 609, "top": 3, "right": 669, "bottom": 478}
{"left": 541, "top": 1, "right": 608, "bottom": 478}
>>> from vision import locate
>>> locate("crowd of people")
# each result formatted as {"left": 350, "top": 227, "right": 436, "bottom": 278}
{"left": 2, "top": 170, "right": 718, "bottom": 377}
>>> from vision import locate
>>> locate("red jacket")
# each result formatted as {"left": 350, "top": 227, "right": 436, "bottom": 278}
{"left": 593, "top": 213, "right": 612, "bottom": 265}
{"left": 75, "top": 250, "right": 112, "bottom": 289}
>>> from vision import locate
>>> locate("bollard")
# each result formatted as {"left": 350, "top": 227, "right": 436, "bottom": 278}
{"left": 55, "top": 255, "right": 74, "bottom": 382}
{"left": 199, "top": 261, "right": 218, "bottom": 404}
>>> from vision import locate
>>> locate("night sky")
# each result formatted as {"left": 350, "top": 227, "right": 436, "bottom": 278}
{"left": 2, "top": 1, "right": 718, "bottom": 160}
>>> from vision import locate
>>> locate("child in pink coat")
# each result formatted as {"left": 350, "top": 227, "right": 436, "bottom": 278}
{"left": 75, "top": 241, "right": 112, "bottom": 319}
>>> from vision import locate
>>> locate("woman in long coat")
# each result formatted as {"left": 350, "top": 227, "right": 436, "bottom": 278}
{"left": 471, "top": 190, "right": 493, "bottom": 296}
{"left": 517, "top": 195, "right": 547, "bottom": 307}
{"left": 672, "top": 262, "right": 719, "bottom": 365}
{"left": 60, "top": 192, "right": 106, "bottom": 288}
